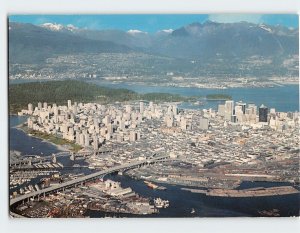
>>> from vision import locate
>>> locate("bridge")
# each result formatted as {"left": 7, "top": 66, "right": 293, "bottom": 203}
{"left": 10, "top": 149, "right": 112, "bottom": 167}
{"left": 10, "top": 155, "right": 176, "bottom": 211}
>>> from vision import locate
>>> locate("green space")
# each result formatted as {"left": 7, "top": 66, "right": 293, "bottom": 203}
{"left": 206, "top": 94, "right": 232, "bottom": 100}
{"left": 9, "top": 80, "right": 196, "bottom": 113}
{"left": 23, "top": 126, "right": 82, "bottom": 152}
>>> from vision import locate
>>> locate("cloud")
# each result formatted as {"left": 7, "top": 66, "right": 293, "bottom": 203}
{"left": 208, "top": 14, "right": 263, "bottom": 24}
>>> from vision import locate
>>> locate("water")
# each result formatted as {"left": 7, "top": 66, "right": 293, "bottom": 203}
{"left": 9, "top": 116, "right": 300, "bottom": 217}
{"left": 9, "top": 116, "right": 61, "bottom": 156}
{"left": 86, "top": 174, "right": 300, "bottom": 217}
{"left": 88, "top": 80, "right": 299, "bottom": 112}
{"left": 9, "top": 79, "right": 299, "bottom": 112}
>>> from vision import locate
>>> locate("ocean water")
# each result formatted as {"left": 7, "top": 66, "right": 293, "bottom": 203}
{"left": 88, "top": 81, "right": 299, "bottom": 112}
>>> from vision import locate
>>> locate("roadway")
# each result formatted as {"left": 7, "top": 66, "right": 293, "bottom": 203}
{"left": 10, "top": 155, "right": 172, "bottom": 208}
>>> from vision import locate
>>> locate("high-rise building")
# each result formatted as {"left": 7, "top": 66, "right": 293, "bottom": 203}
{"left": 139, "top": 102, "right": 144, "bottom": 114}
{"left": 37, "top": 102, "right": 42, "bottom": 110}
{"left": 259, "top": 104, "right": 268, "bottom": 122}
{"left": 218, "top": 104, "right": 225, "bottom": 117}
{"left": 28, "top": 103, "right": 33, "bottom": 113}
{"left": 149, "top": 102, "right": 154, "bottom": 112}
{"left": 224, "top": 100, "right": 234, "bottom": 121}
{"left": 43, "top": 102, "right": 48, "bottom": 109}
{"left": 84, "top": 134, "right": 89, "bottom": 147}
{"left": 199, "top": 117, "right": 209, "bottom": 130}
{"left": 93, "top": 135, "right": 98, "bottom": 150}
{"left": 67, "top": 100, "right": 72, "bottom": 109}
{"left": 180, "top": 118, "right": 187, "bottom": 131}
{"left": 236, "top": 101, "right": 246, "bottom": 114}
{"left": 172, "top": 105, "right": 178, "bottom": 115}
{"left": 166, "top": 116, "right": 173, "bottom": 127}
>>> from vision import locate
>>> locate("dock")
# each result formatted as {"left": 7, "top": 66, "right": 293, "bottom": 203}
{"left": 182, "top": 186, "right": 299, "bottom": 197}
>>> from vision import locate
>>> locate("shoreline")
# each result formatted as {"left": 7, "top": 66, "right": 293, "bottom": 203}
{"left": 14, "top": 124, "right": 70, "bottom": 153}
{"left": 124, "top": 172, "right": 299, "bottom": 198}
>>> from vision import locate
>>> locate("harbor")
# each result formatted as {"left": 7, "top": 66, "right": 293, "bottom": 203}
{"left": 181, "top": 186, "right": 299, "bottom": 197}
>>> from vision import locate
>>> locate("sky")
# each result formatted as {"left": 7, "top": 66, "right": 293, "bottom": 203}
{"left": 9, "top": 14, "right": 299, "bottom": 32}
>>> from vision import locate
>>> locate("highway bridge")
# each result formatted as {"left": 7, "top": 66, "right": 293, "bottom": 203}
{"left": 10, "top": 149, "right": 112, "bottom": 167}
{"left": 10, "top": 155, "right": 176, "bottom": 212}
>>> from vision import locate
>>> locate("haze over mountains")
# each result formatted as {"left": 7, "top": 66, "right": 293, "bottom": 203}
{"left": 8, "top": 21, "right": 299, "bottom": 78}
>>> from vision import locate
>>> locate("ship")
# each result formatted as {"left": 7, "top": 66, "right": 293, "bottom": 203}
{"left": 144, "top": 181, "right": 166, "bottom": 190}
{"left": 154, "top": 198, "right": 169, "bottom": 208}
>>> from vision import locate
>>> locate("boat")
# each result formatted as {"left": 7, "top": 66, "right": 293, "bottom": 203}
{"left": 144, "top": 181, "right": 167, "bottom": 190}
{"left": 154, "top": 198, "right": 169, "bottom": 208}
{"left": 144, "top": 181, "right": 158, "bottom": 189}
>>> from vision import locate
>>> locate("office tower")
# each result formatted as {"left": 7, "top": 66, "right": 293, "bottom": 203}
{"left": 218, "top": 104, "right": 225, "bottom": 117}
{"left": 236, "top": 101, "right": 246, "bottom": 114}
{"left": 149, "top": 102, "right": 154, "bottom": 112}
{"left": 28, "top": 103, "right": 33, "bottom": 113}
{"left": 43, "top": 102, "right": 48, "bottom": 109}
{"left": 72, "top": 105, "right": 77, "bottom": 115}
{"left": 37, "top": 102, "right": 42, "bottom": 110}
{"left": 93, "top": 135, "right": 98, "bottom": 150}
{"left": 199, "top": 117, "right": 209, "bottom": 130}
{"left": 119, "top": 119, "right": 125, "bottom": 131}
{"left": 180, "top": 118, "right": 187, "bottom": 131}
{"left": 173, "top": 105, "right": 178, "bottom": 115}
{"left": 67, "top": 100, "right": 72, "bottom": 109}
{"left": 248, "top": 103, "right": 257, "bottom": 115}
{"left": 84, "top": 134, "right": 89, "bottom": 147}
{"left": 166, "top": 116, "right": 174, "bottom": 127}
{"left": 140, "top": 101, "right": 144, "bottom": 114}
{"left": 259, "top": 104, "right": 268, "bottom": 122}
{"left": 224, "top": 100, "right": 234, "bottom": 121}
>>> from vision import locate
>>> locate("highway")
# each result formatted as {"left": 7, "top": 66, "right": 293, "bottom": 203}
{"left": 10, "top": 155, "right": 172, "bottom": 208}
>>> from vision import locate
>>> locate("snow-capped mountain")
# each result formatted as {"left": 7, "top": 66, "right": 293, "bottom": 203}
{"left": 41, "top": 23, "right": 78, "bottom": 32}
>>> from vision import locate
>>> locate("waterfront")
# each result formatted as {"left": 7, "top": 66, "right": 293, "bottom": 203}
{"left": 10, "top": 79, "right": 299, "bottom": 112}
{"left": 88, "top": 174, "right": 300, "bottom": 217}
{"left": 88, "top": 81, "right": 299, "bottom": 112}
{"left": 9, "top": 115, "right": 300, "bottom": 217}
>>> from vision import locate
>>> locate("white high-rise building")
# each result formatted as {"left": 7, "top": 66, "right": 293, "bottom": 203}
{"left": 28, "top": 103, "right": 33, "bottom": 114}
{"left": 199, "top": 118, "right": 209, "bottom": 130}
{"left": 173, "top": 105, "right": 178, "bottom": 115}
{"left": 218, "top": 104, "right": 225, "bottom": 117}
{"left": 180, "top": 118, "right": 187, "bottom": 131}
{"left": 139, "top": 101, "right": 144, "bottom": 114}
{"left": 67, "top": 100, "right": 72, "bottom": 109}
{"left": 224, "top": 100, "right": 234, "bottom": 121}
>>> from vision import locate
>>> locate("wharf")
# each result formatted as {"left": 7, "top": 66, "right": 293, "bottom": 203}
{"left": 182, "top": 186, "right": 299, "bottom": 197}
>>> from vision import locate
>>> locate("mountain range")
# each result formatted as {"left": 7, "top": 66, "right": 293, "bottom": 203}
{"left": 8, "top": 21, "right": 299, "bottom": 75}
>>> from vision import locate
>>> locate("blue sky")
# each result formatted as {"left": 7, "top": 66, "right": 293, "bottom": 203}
{"left": 9, "top": 14, "right": 299, "bottom": 32}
